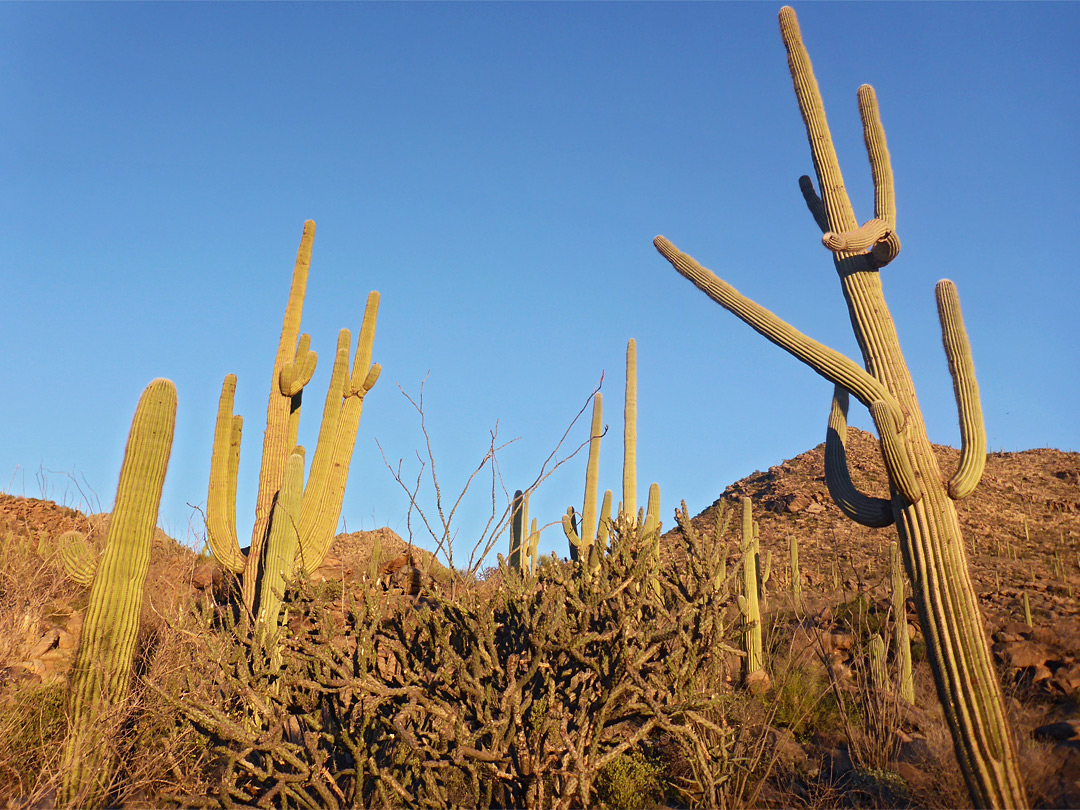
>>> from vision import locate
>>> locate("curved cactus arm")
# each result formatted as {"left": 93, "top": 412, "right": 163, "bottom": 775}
{"left": 653, "top": 235, "right": 905, "bottom": 428}
{"left": 206, "top": 375, "right": 247, "bottom": 574}
{"left": 799, "top": 175, "right": 830, "bottom": 234}
{"left": 596, "top": 489, "right": 613, "bottom": 550}
{"left": 528, "top": 518, "right": 539, "bottom": 576}
{"left": 282, "top": 332, "right": 318, "bottom": 453}
{"left": 819, "top": 86, "right": 901, "bottom": 265}
{"left": 59, "top": 530, "right": 98, "bottom": 587}
{"left": 279, "top": 333, "right": 318, "bottom": 398}
{"left": 858, "top": 85, "right": 902, "bottom": 267}
{"left": 623, "top": 339, "right": 637, "bottom": 522}
{"left": 296, "top": 291, "right": 381, "bottom": 573}
{"left": 936, "top": 280, "right": 986, "bottom": 500}
{"left": 824, "top": 385, "right": 895, "bottom": 527}
{"left": 562, "top": 507, "right": 581, "bottom": 561}
{"left": 822, "top": 218, "right": 891, "bottom": 253}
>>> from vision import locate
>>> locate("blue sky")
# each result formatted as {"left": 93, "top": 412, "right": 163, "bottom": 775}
{"left": 3, "top": 2, "right": 1077, "bottom": 565}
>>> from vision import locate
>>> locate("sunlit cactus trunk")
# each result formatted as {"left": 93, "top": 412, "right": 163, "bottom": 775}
{"left": 60, "top": 379, "right": 176, "bottom": 808}
{"left": 653, "top": 8, "right": 1025, "bottom": 806}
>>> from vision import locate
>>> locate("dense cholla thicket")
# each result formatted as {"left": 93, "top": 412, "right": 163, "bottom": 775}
{"left": 169, "top": 517, "right": 752, "bottom": 810}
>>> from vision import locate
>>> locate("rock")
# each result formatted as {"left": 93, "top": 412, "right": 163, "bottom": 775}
{"left": 787, "top": 494, "right": 811, "bottom": 513}
{"left": 805, "top": 501, "right": 825, "bottom": 514}
{"left": 1001, "top": 620, "right": 1033, "bottom": 638}
{"left": 895, "top": 761, "right": 935, "bottom": 795}
{"left": 830, "top": 632, "right": 854, "bottom": 652}
{"left": 191, "top": 562, "right": 217, "bottom": 590}
{"left": 1053, "top": 664, "right": 1080, "bottom": 696}
{"left": 26, "top": 629, "right": 59, "bottom": 660}
{"left": 1031, "top": 664, "right": 1054, "bottom": 684}
{"left": 993, "top": 639, "right": 1048, "bottom": 669}
{"left": 767, "top": 726, "right": 808, "bottom": 771}
{"left": 1034, "top": 720, "right": 1080, "bottom": 742}
{"left": 896, "top": 734, "right": 933, "bottom": 767}
{"left": 823, "top": 746, "right": 854, "bottom": 780}
{"left": 744, "top": 669, "right": 771, "bottom": 695}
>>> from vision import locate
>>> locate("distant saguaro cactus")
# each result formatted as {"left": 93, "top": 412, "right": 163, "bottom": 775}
{"left": 206, "top": 220, "right": 381, "bottom": 617}
{"left": 60, "top": 379, "right": 176, "bottom": 808}
{"left": 653, "top": 8, "right": 1024, "bottom": 806}
{"left": 737, "top": 497, "right": 765, "bottom": 688}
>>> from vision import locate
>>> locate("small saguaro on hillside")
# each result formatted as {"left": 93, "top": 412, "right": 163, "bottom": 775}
{"left": 654, "top": 7, "right": 1025, "bottom": 808}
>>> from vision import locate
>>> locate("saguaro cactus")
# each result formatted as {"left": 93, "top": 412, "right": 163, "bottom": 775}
{"left": 737, "top": 497, "right": 765, "bottom": 687}
{"left": 563, "top": 393, "right": 612, "bottom": 565}
{"left": 206, "top": 221, "right": 381, "bottom": 616}
{"left": 623, "top": 338, "right": 638, "bottom": 520}
{"left": 509, "top": 489, "right": 530, "bottom": 574}
{"left": 890, "top": 541, "right": 915, "bottom": 704}
{"left": 60, "top": 379, "right": 177, "bottom": 808}
{"left": 653, "top": 8, "right": 1024, "bottom": 806}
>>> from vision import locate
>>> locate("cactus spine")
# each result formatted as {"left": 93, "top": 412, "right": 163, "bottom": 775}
{"left": 206, "top": 221, "right": 381, "bottom": 616}
{"left": 60, "top": 379, "right": 176, "bottom": 808}
{"left": 654, "top": 8, "right": 1024, "bottom": 804}
{"left": 890, "top": 541, "right": 915, "bottom": 704}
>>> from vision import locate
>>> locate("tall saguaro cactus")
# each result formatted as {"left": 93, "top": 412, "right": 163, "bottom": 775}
{"left": 60, "top": 379, "right": 177, "bottom": 808}
{"left": 206, "top": 221, "right": 381, "bottom": 615}
{"left": 653, "top": 8, "right": 1025, "bottom": 807}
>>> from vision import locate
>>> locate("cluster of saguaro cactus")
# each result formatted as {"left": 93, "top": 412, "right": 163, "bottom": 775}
{"left": 59, "top": 379, "right": 177, "bottom": 808}
{"left": 654, "top": 7, "right": 1024, "bottom": 805}
{"left": 563, "top": 340, "right": 661, "bottom": 574}
{"left": 206, "top": 221, "right": 381, "bottom": 624}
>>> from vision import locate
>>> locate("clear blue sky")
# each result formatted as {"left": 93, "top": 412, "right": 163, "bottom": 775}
{"left": 3, "top": 3, "right": 1077, "bottom": 565}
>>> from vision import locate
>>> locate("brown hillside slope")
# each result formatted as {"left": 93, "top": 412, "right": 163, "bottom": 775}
{"left": 667, "top": 428, "right": 1080, "bottom": 660}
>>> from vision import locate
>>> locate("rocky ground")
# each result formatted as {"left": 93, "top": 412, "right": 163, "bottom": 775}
{"left": 2, "top": 430, "right": 1078, "bottom": 807}
{"left": 670, "top": 429, "right": 1080, "bottom": 807}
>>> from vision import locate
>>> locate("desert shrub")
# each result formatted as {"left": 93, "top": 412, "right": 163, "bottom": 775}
{"left": 770, "top": 663, "right": 839, "bottom": 742}
{"left": 0, "top": 681, "right": 67, "bottom": 803}
{"left": 594, "top": 748, "right": 665, "bottom": 809}
{"left": 175, "top": 516, "right": 748, "bottom": 809}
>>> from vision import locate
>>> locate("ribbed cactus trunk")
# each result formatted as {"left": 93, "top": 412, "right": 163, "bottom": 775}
{"left": 654, "top": 8, "right": 1025, "bottom": 806}
{"left": 60, "top": 379, "right": 176, "bottom": 808}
